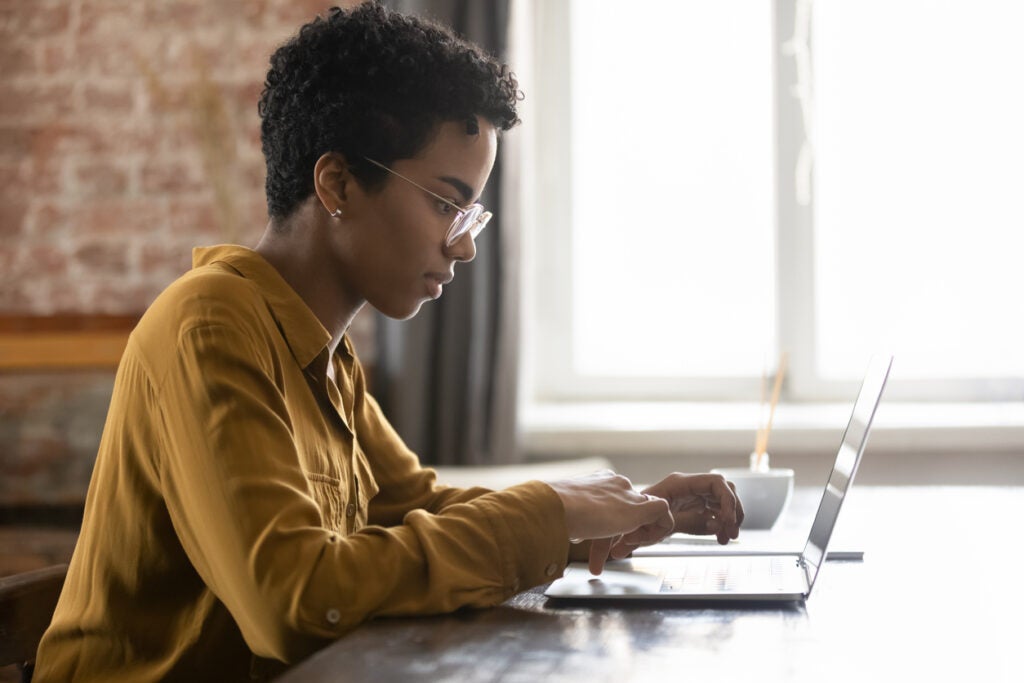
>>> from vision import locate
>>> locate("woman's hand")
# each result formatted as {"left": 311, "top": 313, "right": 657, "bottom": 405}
{"left": 546, "top": 470, "right": 675, "bottom": 575}
{"left": 606, "top": 472, "right": 745, "bottom": 562}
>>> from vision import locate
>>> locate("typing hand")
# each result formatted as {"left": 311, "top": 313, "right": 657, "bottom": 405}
{"left": 546, "top": 470, "right": 674, "bottom": 575}
{"left": 607, "top": 473, "right": 745, "bottom": 561}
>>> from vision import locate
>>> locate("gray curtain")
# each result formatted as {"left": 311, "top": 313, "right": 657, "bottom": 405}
{"left": 375, "top": 0, "right": 520, "bottom": 466}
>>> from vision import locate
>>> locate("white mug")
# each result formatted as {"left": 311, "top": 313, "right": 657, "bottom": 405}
{"left": 711, "top": 462, "right": 794, "bottom": 530}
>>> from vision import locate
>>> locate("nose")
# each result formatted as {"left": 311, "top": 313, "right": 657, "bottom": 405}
{"left": 444, "top": 231, "right": 477, "bottom": 263}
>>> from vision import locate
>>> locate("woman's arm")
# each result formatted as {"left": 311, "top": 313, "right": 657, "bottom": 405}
{"left": 155, "top": 317, "right": 570, "bottom": 664}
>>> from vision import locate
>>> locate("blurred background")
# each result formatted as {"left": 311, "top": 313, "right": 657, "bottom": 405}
{"left": 2, "top": 0, "right": 1023, "bottom": 584}
{"left": 0, "top": 0, "right": 370, "bottom": 579}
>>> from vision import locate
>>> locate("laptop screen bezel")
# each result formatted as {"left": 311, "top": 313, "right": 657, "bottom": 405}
{"left": 800, "top": 355, "right": 893, "bottom": 595}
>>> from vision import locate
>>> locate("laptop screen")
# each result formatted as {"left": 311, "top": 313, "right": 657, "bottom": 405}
{"left": 802, "top": 355, "right": 893, "bottom": 594}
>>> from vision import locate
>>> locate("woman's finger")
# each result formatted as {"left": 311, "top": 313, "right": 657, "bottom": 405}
{"left": 588, "top": 536, "right": 615, "bottom": 575}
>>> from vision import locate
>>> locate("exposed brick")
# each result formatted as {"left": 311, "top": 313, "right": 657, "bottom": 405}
{"left": 21, "top": 244, "right": 70, "bottom": 278}
{"left": 141, "top": 0, "right": 204, "bottom": 32}
{"left": 32, "top": 280, "right": 85, "bottom": 312}
{"left": 67, "top": 121, "right": 171, "bottom": 156}
{"left": 167, "top": 200, "right": 220, "bottom": 237}
{"left": 137, "top": 36, "right": 202, "bottom": 82}
{"left": 41, "top": 41, "right": 74, "bottom": 75}
{"left": 91, "top": 281, "right": 163, "bottom": 312}
{"left": 29, "top": 202, "right": 73, "bottom": 238}
{"left": 0, "top": 372, "right": 113, "bottom": 504}
{"left": 0, "top": 200, "right": 28, "bottom": 237}
{"left": 25, "top": 123, "right": 75, "bottom": 162}
{"left": 0, "top": 244, "right": 18, "bottom": 273}
{"left": 0, "top": 2, "right": 71, "bottom": 39}
{"left": 74, "top": 38, "right": 143, "bottom": 78}
{"left": 0, "top": 83, "right": 75, "bottom": 122}
{"left": 0, "top": 6, "right": 314, "bottom": 511}
{"left": 75, "top": 161, "right": 130, "bottom": 197}
{"left": 141, "top": 158, "right": 207, "bottom": 195}
{"left": 0, "top": 153, "right": 66, "bottom": 196}
{"left": 0, "top": 44, "right": 37, "bottom": 74}
{"left": 222, "top": 79, "right": 266, "bottom": 120}
{"left": 266, "top": 0, "right": 338, "bottom": 26}
{"left": 0, "top": 126, "right": 32, "bottom": 160}
{"left": 74, "top": 241, "right": 129, "bottom": 272}
{"left": 0, "top": 162, "right": 25, "bottom": 196}
{"left": 78, "top": 0, "right": 143, "bottom": 38}
{"left": 82, "top": 84, "right": 136, "bottom": 116}
{"left": 227, "top": 78, "right": 266, "bottom": 106}
{"left": 239, "top": 157, "right": 267, "bottom": 189}
{"left": 203, "top": 0, "right": 271, "bottom": 27}
{"left": 243, "top": 196, "right": 270, "bottom": 236}
{"left": 140, "top": 243, "right": 192, "bottom": 277}
{"left": 238, "top": 34, "right": 277, "bottom": 70}
{"left": 0, "top": 282, "right": 31, "bottom": 308}
{"left": 242, "top": 121, "right": 263, "bottom": 152}
{"left": 140, "top": 77, "right": 194, "bottom": 114}
{"left": 76, "top": 198, "right": 153, "bottom": 237}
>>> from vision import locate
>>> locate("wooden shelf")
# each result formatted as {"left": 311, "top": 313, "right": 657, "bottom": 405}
{"left": 0, "top": 315, "right": 138, "bottom": 371}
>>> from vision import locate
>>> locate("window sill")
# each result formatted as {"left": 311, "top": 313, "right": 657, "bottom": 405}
{"left": 520, "top": 401, "right": 1024, "bottom": 457}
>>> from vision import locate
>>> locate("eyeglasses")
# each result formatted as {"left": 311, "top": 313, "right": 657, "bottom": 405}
{"left": 364, "top": 157, "right": 492, "bottom": 247}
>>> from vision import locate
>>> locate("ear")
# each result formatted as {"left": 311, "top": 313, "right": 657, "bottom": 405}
{"left": 313, "top": 152, "right": 351, "bottom": 218}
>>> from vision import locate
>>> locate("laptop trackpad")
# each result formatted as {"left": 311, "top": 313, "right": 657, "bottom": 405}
{"left": 547, "top": 561, "right": 663, "bottom": 597}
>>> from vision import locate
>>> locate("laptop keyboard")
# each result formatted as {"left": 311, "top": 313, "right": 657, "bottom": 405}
{"left": 659, "top": 556, "right": 794, "bottom": 593}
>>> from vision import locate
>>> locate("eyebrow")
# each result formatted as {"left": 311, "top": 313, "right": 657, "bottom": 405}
{"left": 437, "top": 176, "right": 476, "bottom": 205}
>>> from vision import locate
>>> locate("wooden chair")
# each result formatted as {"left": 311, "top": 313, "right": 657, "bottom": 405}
{"left": 0, "top": 564, "right": 68, "bottom": 683}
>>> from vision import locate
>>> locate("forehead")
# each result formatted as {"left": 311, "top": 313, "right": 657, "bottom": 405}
{"left": 400, "top": 118, "right": 498, "bottom": 199}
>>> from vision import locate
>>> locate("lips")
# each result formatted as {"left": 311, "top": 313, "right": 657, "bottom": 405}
{"left": 425, "top": 272, "right": 453, "bottom": 300}
{"left": 427, "top": 272, "right": 454, "bottom": 286}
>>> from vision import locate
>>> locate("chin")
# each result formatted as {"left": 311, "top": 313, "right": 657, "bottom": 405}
{"left": 375, "top": 297, "right": 427, "bottom": 321}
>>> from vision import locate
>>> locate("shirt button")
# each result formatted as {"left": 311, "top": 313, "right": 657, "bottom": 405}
{"left": 545, "top": 563, "right": 558, "bottom": 577}
{"left": 326, "top": 608, "right": 341, "bottom": 625}
{"left": 346, "top": 503, "right": 356, "bottom": 518}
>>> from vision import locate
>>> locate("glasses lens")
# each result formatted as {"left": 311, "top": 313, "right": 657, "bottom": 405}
{"left": 470, "top": 211, "right": 493, "bottom": 239}
{"left": 447, "top": 205, "right": 486, "bottom": 246}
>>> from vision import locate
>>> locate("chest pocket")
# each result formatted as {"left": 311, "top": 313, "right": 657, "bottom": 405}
{"left": 352, "top": 440, "right": 379, "bottom": 529}
{"left": 304, "top": 447, "right": 379, "bottom": 533}
{"left": 304, "top": 471, "right": 349, "bottom": 533}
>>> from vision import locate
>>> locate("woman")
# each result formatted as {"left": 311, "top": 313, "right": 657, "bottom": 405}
{"left": 34, "top": 4, "right": 742, "bottom": 681}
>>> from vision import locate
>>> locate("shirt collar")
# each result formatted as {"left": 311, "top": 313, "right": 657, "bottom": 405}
{"left": 191, "top": 245, "right": 334, "bottom": 369}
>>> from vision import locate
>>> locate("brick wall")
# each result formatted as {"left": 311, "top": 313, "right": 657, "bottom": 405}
{"left": 0, "top": 0, "right": 368, "bottom": 312}
{"left": 0, "top": 0, "right": 373, "bottom": 507}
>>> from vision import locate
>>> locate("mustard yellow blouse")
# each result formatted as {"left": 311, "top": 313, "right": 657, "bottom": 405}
{"left": 34, "top": 245, "right": 569, "bottom": 682}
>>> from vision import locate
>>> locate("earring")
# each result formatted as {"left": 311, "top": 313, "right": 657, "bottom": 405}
{"left": 330, "top": 208, "right": 343, "bottom": 218}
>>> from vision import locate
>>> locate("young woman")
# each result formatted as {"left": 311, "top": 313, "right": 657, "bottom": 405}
{"left": 34, "top": 5, "right": 742, "bottom": 681}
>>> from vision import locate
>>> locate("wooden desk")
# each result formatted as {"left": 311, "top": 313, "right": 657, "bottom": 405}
{"left": 279, "top": 487, "right": 1021, "bottom": 682}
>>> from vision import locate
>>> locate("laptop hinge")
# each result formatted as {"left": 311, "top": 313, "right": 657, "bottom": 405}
{"left": 799, "top": 557, "right": 813, "bottom": 595}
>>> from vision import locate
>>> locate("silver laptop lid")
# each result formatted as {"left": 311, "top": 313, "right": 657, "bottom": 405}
{"left": 802, "top": 355, "right": 893, "bottom": 595}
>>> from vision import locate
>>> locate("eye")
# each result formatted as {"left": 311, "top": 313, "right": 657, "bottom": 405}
{"left": 435, "top": 198, "right": 456, "bottom": 215}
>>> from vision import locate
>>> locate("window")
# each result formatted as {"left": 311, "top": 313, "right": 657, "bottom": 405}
{"left": 521, "top": 0, "right": 1024, "bottom": 409}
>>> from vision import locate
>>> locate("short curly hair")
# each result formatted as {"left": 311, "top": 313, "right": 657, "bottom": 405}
{"left": 258, "top": 2, "right": 520, "bottom": 219}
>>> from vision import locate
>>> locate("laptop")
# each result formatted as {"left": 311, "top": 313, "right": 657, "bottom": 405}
{"left": 544, "top": 354, "right": 893, "bottom": 603}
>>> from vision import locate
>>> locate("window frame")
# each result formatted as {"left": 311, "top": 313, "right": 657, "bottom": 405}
{"left": 521, "top": 0, "right": 1024, "bottom": 408}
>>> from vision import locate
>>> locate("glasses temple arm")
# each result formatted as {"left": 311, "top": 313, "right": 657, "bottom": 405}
{"left": 363, "top": 157, "right": 469, "bottom": 213}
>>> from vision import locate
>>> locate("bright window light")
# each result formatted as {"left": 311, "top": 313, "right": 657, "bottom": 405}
{"left": 568, "top": 0, "right": 775, "bottom": 377}
{"left": 813, "top": 0, "right": 1024, "bottom": 380}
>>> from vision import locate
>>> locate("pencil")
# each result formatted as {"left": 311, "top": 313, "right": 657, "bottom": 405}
{"left": 755, "top": 352, "right": 788, "bottom": 469}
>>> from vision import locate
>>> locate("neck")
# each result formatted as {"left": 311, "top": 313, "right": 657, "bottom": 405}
{"left": 255, "top": 202, "right": 364, "bottom": 356}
